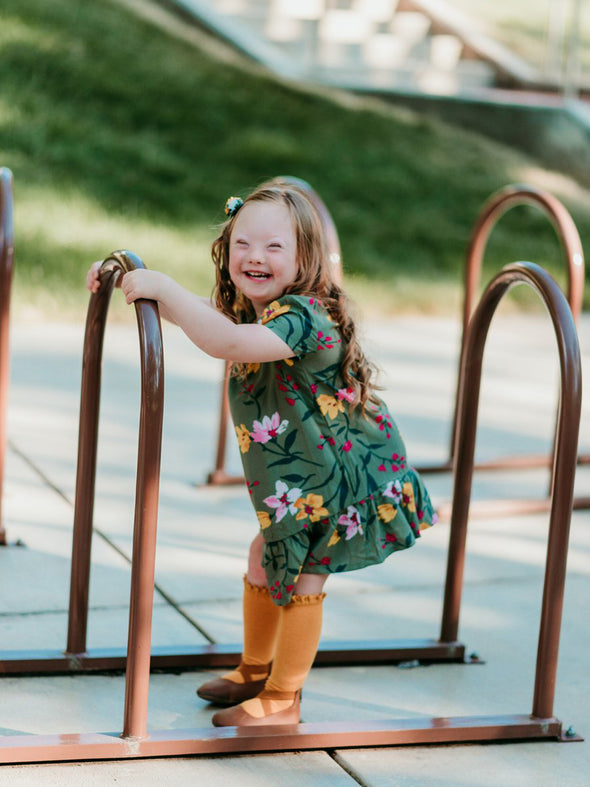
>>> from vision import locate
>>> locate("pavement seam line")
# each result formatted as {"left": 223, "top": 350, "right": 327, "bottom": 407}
{"left": 327, "top": 749, "right": 370, "bottom": 786}
{"left": 7, "top": 439, "right": 217, "bottom": 644}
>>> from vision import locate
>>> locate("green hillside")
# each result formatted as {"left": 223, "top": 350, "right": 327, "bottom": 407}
{"left": 1, "top": 0, "right": 589, "bottom": 317}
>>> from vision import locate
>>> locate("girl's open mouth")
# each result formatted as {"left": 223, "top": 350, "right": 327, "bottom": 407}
{"left": 246, "top": 272, "right": 271, "bottom": 279}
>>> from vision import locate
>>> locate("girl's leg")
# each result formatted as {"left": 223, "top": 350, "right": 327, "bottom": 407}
{"left": 264, "top": 573, "right": 328, "bottom": 694}
{"left": 292, "top": 572, "right": 328, "bottom": 596}
{"left": 197, "top": 535, "right": 280, "bottom": 705}
{"left": 246, "top": 531, "right": 268, "bottom": 587}
{"left": 212, "top": 573, "right": 328, "bottom": 726}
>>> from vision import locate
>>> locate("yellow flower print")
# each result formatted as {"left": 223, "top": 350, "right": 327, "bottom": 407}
{"left": 245, "top": 362, "right": 260, "bottom": 375}
{"left": 260, "top": 301, "right": 291, "bottom": 325}
{"left": 377, "top": 503, "right": 398, "bottom": 523}
{"left": 402, "top": 482, "right": 416, "bottom": 512}
{"left": 317, "top": 394, "right": 345, "bottom": 420}
{"left": 327, "top": 530, "right": 341, "bottom": 547}
{"left": 235, "top": 424, "right": 251, "bottom": 454}
{"left": 257, "top": 511, "right": 272, "bottom": 529}
{"left": 294, "top": 493, "right": 330, "bottom": 523}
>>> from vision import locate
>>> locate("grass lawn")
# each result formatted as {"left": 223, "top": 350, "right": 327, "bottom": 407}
{"left": 2, "top": 0, "right": 590, "bottom": 320}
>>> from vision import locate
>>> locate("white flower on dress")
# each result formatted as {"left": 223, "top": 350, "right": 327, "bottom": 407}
{"left": 250, "top": 413, "right": 289, "bottom": 444}
{"left": 338, "top": 505, "right": 363, "bottom": 540}
{"left": 383, "top": 479, "right": 403, "bottom": 505}
{"left": 263, "top": 480, "right": 303, "bottom": 522}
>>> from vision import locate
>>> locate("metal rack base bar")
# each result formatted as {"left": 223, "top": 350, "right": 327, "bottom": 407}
{"left": 0, "top": 639, "right": 466, "bottom": 675}
{"left": 0, "top": 715, "right": 576, "bottom": 765}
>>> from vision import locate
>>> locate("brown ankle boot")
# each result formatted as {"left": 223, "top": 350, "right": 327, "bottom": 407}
{"left": 211, "top": 689, "right": 301, "bottom": 727}
{"left": 196, "top": 662, "right": 271, "bottom": 706}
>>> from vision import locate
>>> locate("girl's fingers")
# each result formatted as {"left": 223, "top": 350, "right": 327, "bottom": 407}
{"left": 121, "top": 273, "right": 137, "bottom": 304}
{"left": 86, "top": 261, "right": 102, "bottom": 292}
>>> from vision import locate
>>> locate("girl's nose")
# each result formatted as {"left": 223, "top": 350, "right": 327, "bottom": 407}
{"left": 249, "top": 247, "right": 264, "bottom": 263}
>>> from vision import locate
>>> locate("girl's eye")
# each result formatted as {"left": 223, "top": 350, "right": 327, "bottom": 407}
{"left": 269, "top": 243, "right": 282, "bottom": 249}
{"left": 235, "top": 239, "right": 248, "bottom": 247}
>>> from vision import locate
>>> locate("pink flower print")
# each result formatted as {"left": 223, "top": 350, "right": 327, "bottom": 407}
{"left": 337, "top": 387, "right": 355, "bottom": 403}
{"left": 251, "top": 413, "right": 289, "bottom": 444}
{"left": 307, "top": 551, "right": 331, "bottom": 567}
{"left": 269, "top": 580, "right": 282, "bottom": 601}
{"left": 342, "top": 440, "right": 353, "bottom": 452}
{"left": 310, "top": 384, "right": 318, "bottom": 395}
{"left": 338, "top": 505, "right": 363, "bottom": 540}
{"left": 316, "top": 329, "right": 340, "bottom": 351}
{"left": 383, "top": 479, "right": 403, "bottom": 505}
{"left": 263, "top": 480, "right": 303, "bottom": 523}
{"left": 317, "top": 434, "right": 337, "bottom": 450}
{"left": 381, "top": 533, "right": 397, "bottom": 549}
{"left": 375, "top": 411, "right": 393, "bottom": 439}
{"left": 276, "top": 369, "right": 301, "bottom": 406}
{"left": 391, "top": 452, "right": 406, "bottom": 472}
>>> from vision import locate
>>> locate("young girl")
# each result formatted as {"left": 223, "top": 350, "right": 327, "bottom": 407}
{"left": 86, "top": 180, "right": 437, "bottom": 727}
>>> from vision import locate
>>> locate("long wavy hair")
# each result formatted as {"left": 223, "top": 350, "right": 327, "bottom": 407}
{"left": 212, "top": 180, "right": 380, "bottom": 411}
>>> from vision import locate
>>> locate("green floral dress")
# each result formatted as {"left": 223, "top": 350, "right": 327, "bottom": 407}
{"left": 229, "top": 295, "right": 437, "bottom": 605}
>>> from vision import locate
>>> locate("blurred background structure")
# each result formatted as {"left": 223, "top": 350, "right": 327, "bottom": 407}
{"left": 171, "top": 0, "right": 589, "bottom": 98}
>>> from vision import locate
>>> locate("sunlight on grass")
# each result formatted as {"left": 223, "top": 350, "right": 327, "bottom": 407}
{"left": 16, "top": 184, "right": 214, "bottom": 269}
{"left": 2, "top": 0, "right": 590, "bottom": 320}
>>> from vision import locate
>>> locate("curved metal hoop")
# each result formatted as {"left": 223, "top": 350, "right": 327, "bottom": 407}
{"left": 0, "top": 168, "right": 14, "bottom": 546}
{"left": 416, "top": 183, "right": 585, "bottom": 476}
{"left": 208, "top": 176, "right": 342, "bottom": 485}
{"left": 65, "top": 250, "right": 164, "bottom": 739}
{"left": 441, "top": 261, "right": 582, "bottom": 720}
{"left": 462, "top": 183, "right": 585, "bottom": 334}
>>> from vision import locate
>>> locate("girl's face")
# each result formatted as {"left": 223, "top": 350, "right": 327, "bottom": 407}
{"left": 228, "top": 200, "right": 298, "bottom": 317}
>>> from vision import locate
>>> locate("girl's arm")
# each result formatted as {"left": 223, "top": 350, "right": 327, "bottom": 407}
{"left": 86, "top": 261, "right": 215, "bottom": 326}
{"left": 121, "top": 269, "right": 294, "bottom": 364}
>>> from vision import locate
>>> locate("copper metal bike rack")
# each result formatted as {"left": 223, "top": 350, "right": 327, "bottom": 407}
{"left": 0, "top": 260, "right": 582, "bottom": 762}
{"left": 415, "top": 182, "right": 585, "bottom": 477}
{"left": 0, "top": 251, "right": 165, "bottom": 709}
{"left": 0, "top": 167, "right": 15, "bottom": 547}
{"left": 206, "top": 176, "right": 343, "bottom": 485}
{"left": 64, "top": 250, "right": 165, "bottom": 714}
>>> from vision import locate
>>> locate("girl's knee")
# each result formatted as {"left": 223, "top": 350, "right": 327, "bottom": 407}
{"left": 294, "top": 573, "right": 328, "bottom": 596}
{"left": 247, "top": 534, "right": 267, "bottom": 587}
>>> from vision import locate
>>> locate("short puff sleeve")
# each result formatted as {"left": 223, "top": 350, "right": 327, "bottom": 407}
{"left": 258, "top": 295, "right": 336, "bottom": 359}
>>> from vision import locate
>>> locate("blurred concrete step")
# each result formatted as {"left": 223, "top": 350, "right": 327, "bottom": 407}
{"left": 174, "top": 0, "right": 533, "bottom": 94}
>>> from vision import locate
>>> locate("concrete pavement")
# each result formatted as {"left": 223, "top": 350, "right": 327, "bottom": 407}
{"left": 0, "top": 310, "right": 589, "bottom": 785}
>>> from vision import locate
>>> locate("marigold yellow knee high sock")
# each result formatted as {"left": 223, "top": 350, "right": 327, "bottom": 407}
{"left": 240, "top": 592, "right": 325, "bottom": 717}
{"left": 222, "top": 576, "right": 280, "bottom": 685}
